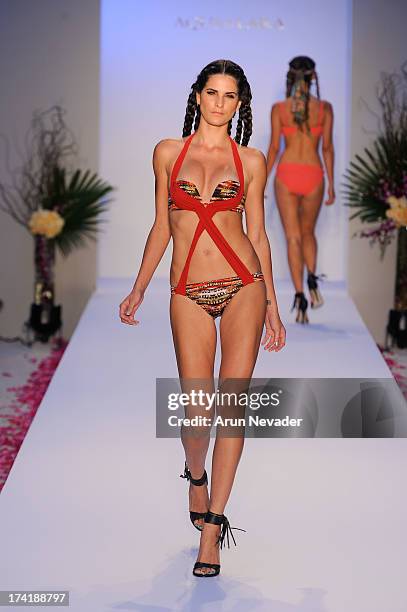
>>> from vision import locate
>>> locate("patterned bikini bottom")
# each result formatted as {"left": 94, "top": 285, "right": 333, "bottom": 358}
{"left": 170, "top": 272, "right": 265, "bottom": 319}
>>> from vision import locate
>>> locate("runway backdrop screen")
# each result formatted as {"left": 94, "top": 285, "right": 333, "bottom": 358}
{"left": 99, "top": 0, "right": 351, "bottom": 281}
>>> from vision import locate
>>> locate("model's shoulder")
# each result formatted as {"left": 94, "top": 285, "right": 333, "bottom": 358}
{"left": 321, "top": 100, "right": 333, "bottom": 114}
{"left": 311, "top": 97, "right": 332, "bottom": 112}
{"left": 153, "top": 138, "right": 187, "bottom": 171}
{"left": 153, "top": 138, "right": 184, "bottom": 158}
{"left": 239, "top": 145, "right": 266, "bottom": 167}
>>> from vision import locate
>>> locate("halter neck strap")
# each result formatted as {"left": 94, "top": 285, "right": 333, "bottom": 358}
{"left": 170, "top": 132, "right": 244, "bottom": 198}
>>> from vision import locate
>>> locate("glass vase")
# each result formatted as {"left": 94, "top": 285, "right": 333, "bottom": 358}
{"left": 395, "top": 227, "right": 407, "bottom": 310}
{"left": 33, "top": 235, "right": 55, "bottom": 306}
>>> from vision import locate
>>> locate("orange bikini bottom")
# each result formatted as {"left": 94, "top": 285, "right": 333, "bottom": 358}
{"left": 276, "top": 163, "right": 324, "bottom": 196}
{"left": 171, "top": 272, "right": 265, "bottom": 319}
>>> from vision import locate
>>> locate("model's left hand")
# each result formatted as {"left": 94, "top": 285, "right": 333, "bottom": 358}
{"left": 261, "top": 308, "right": 286, "bottom": 352}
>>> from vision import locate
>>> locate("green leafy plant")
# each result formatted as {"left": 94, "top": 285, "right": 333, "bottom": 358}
{"left": 42, "top": 166, "right": 113, "bottom": 256}
{"left": 343, "top": 63, "right": 407, "bottom": 257}
{"left": 0, "top": 105, "right": 114, "bottom": 255}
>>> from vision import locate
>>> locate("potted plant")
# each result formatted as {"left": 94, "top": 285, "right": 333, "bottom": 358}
{"left": 0, "top": 106, "right": 114, "bottom": 342}
{"left": 343, "top": 63, "right": 407, "bottom": 346}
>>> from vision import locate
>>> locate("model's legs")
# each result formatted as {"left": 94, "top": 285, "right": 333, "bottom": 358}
{"left": 170, "top": 293, "right": 217, "bottom": 527}
{"left": 274, "top": 177, "right": 303, "bottom": 292}
{"left": 299, "top": 177, "right": 325, "bottom": 274}
{"left": 194, "top": 279, "right": 266, "bottom": 574}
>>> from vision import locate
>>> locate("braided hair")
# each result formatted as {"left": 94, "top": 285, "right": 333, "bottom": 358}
{"left": 285, "top": 56, "right": 320, "bottom": 132}
{"left": 182, "top": 59, "right": 253, "bottom": 146}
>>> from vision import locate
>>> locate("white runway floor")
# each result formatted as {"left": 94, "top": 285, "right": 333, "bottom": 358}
{"left": 0, "top": 278, "right": 406, "bottom": 612}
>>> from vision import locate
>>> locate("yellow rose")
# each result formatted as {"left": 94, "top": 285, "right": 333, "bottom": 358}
{"left": 28, "top": 209, "right": 65, "bottom": 239}
{"left": 386, "top": 207, "right": 407, "bottom": 227}
{"left": 386, "top": 195, "right": 407, "bottom": 210}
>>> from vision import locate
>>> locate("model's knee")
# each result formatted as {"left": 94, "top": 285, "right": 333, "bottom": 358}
{"left": 183, "top": 426, "right": 212, "bottom": 440}
{"left": 287, "top": 235, "right": 302, "bottom": 247}
{"left": 301, "top": 228, "right": 315, "bottom": 239}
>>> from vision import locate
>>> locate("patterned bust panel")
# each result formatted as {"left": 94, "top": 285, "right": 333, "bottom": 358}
{"left": 169, "top": 179, "right": 245, "bottom": 213}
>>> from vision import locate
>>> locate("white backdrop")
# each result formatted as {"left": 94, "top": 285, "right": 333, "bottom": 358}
{"left": 99, "top": 0, "right": 351, "bottom": 282}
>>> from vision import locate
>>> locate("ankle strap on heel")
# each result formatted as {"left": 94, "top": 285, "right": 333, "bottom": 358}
{"left": 205, "top": 510, "right": 246, "bottom": 550}
{"left": 307, "top": 272, "right": 327, "bottom": 288}
{"left": 180, "top": 461, "right": 208, "bottom": 486}
{"left": 204, "top": 511, "right": 224, "bottom": 526}
{"left": 291, "top": 292, "right": 306, "bottom": 312}
{"left": 308, "top": 272, "right": 327, "bottom": 281}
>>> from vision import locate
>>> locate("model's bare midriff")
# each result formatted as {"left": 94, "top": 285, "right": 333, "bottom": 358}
{"left": 169, "top": 206, "right": 261, "bottom": 286}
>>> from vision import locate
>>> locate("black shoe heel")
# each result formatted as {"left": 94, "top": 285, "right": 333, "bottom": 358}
{"left": 307, "top": 272, "right": 326, "bottom": 309}
{"left": 193, "top": 510, "right": 246, "bottom": 577}
{"left": 180, "top": 461, "right": 208, "bottom": 531}
{"left": 291, "top": 292, "right": 309, "bottom": 324}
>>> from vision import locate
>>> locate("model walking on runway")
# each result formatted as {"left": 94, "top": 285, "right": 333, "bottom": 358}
{"left": 119, "top": 59, "right": 285, "bottom": 576}
{"left": 266, "top": 56, "right": 335, "bottom": 323}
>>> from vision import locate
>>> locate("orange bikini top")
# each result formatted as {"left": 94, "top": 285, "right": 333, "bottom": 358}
{"left": 279, "top": 100, "right": 324, "bottom": 137}
{"left": 168, "top": 135, "right": 246, "bottom": 214}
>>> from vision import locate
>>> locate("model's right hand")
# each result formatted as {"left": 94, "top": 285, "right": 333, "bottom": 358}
{"left": 325, "top": 184, "right": 335, "bottom": 205}
{"left": 119, "top": 288, "right": 144, "bottom": 326}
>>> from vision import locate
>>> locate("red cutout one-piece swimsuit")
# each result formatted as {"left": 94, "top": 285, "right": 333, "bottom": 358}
{"left": 168, "top": 132, "right": 260, "bottom": 296}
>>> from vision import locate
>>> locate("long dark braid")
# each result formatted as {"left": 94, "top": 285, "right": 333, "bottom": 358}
{"left": 236, "top": 104, "right": 253, "bottom": 146}
{"left": 285, "top": 56, "right": 320, "bottom": 132}
{"left": 182, "top": 59, "right": 253, "bottom": 146}
{"left": 182, "top": 91, "right": 197, "bottom": 137}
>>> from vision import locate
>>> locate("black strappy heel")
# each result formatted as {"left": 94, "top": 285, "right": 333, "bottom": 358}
{"left": 193, "top": 510, "right": 246, "bottom": 577}
{"left": 180, "top": 462, "right": 208, "bottom": 531}
{"left": 307, "top": 272, "right": 326, "bottom": 308}
{"left": 291, "top": 291, "right": 309, "bottom": 324}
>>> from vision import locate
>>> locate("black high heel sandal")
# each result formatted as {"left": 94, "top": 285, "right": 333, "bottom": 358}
{"left": 291, "top": 292, "right": 309, "bottom": 324}
{"left": 180, "top": 462, "right": 208, "bottom": 531}
{"left": 307, "top": 272, "right": 326, "bottom": 309}
{"left": 193, "top": 510, "right": 246, "bottom": 577}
